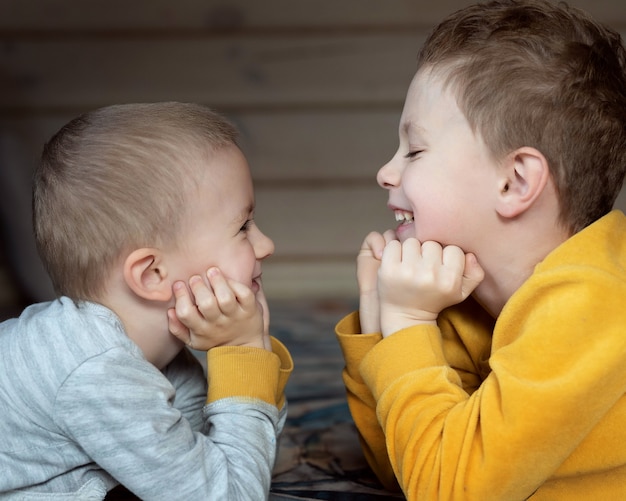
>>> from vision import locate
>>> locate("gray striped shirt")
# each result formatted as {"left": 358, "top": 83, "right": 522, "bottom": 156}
{"left": 0, "top": 298, "right": 285, "bottom": 500}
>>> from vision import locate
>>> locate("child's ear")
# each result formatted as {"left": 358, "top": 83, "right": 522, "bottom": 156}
{"left": 123, "top": 248, "right": 173, "bottom": 302}
{"left": 496, "top": 146, "right": 550, "bottom": 219}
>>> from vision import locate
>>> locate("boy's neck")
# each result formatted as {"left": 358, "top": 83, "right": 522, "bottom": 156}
{"left": 98, "top": 278, "right": 184, "bottom": 370}
{"left": 472, "top": 215, "right": 570, "bottom": 317}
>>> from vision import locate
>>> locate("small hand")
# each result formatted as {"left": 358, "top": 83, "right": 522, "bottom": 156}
{"left": 378, "top": 238, "right": 484, "bottom": 337}
{"left": 167, "top": 267, "right": 265, "bottom": 350}
{"left": 254, "top": 281, "right": 272, "bottom": 351}
{"left": 357, "top": 230, "right": 397, "bottom": 333}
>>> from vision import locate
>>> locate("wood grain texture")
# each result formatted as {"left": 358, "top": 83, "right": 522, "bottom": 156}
{"left": 1, "top": 0, "right": 624, "bottom": 30}
{"left": 1, "top": 0, "right": 625, "bottom": 301}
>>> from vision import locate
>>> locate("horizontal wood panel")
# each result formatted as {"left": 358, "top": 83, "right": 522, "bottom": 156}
{"left": 261, "top": 261, "right": 359, "bottom": 299}
{"left": 1, "top": 0, "right": 624, "bottom": 31}
{"left": 0, "top": 35, "right": 421, "bottom": 111}
{"left": 255, "top": 186, "right": 391, "bottom": 257}
{"left": 236, "top": 110, "right": 400, "bottom": 181}
{"left": 0, "top": 1, "right": 491, "bottom": 31}
{"left": 2, "top": 0, "right": 626, "bottom": 306}
{"left": 0, "top": 110, "right": 401, "bottom": 180}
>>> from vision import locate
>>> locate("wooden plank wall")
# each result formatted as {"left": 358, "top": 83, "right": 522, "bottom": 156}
{"left": 1, "top": 0, "right": 626, "bottom": 303}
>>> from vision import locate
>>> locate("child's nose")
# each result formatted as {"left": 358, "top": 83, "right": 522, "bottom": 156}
{"left": 254, "top": 228, "right": 275, "bottom": 260}
{"left": 377, "top": 156, "right": 403, "bottom": 189}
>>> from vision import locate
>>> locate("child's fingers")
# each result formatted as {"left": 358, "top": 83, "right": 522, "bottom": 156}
{"left": 360, "top": 231, "right": 392, "bottom": 260}
{"left": 381, "top": 239, "right": 402, "bottom": 264}
{"left": 254, "top": 284, "right": 271, "bottom": 346}
{"left": 206, "top": 268, "right": 239, "bottom": 314}
{"left": 167, "top": 308, "right": 191, "bottom": 345}
{"left": 401, "top": 238, "right": 424, "bottom": 263}
{"left": 227, "top": 279, "right": 257, "bottom": 310}
{"left": 382, "top": 229, "right": 398, "bottom": 245}
{"left": 173, "top": 279, "right": 215, "bottom": 339}
{"left": 462, "top": 252, "right": 485, "bottom": 298}
{"left": 172, "top": 280, "right": 199, "bottom": 323}
{"left": 441, "top": 245, "right": 466, "bottom": 275}
{"left": 255, "top": 285, "right": 270, "bottom": 330}
{"left": 253, "top": 284, "right": 272, "bottom": 350}
{"left": 440, "top": 245, "right": 467, "bottom": 293}
{"left": 188, "top": 275, "right": 219, "bottom": 320}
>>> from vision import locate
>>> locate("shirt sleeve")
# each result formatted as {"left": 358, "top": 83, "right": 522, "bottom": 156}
{"left": 335, "top": 299, "right": 493, "bottom": 493}
{"left": 206, "top": 336, "right": 293, "bottom": 410}
{"left": 162, "top": 348, "right": 207, "bottom": 432}
{"left": 358, "top": 272, "right": 626, "bottom": 500}
{"left": 335, "top": 311, "right": 400, "bottom": 491}
{"left": 53, "top": 339, "right": 293, "bottom": 501}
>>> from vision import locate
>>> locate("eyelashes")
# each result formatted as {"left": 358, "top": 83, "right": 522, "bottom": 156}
{"left": 239, "top": 219, "right": 253, "bottom": 233}
{"left": 404, "top": 150, "right": 423, "bottom": 159}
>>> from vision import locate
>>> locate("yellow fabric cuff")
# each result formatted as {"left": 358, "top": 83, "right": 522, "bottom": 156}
{"left": 335, "top": 312, "right": 382, "bottom": 383}
{"left": 271, "top": 337, "right": 294, "bottom": 409}
{"left": 206, "top": 336, "right": 293, "bottom": 409}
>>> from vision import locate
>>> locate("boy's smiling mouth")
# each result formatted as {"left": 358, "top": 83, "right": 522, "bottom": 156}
{"left": 393, "top": 209, "right": 415, "bottom": 241}
{"left": 394, "top": 209, "right": 414, "bottom": 224}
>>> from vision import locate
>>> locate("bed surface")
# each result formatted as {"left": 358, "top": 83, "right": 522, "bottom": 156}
{"left": 264, "top": 298, "right": 403, "bottom": 500}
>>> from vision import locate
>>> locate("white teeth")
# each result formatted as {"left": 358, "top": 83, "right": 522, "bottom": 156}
{"left": 394, "top": 211, "right": 414, "bottom": 223}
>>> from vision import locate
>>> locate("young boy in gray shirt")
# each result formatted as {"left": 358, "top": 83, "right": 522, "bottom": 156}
{"left": 0, "top": 102, "right": 293, "bottom": 500}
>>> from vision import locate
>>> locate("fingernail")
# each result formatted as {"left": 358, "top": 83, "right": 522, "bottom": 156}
{"left": 207, "top": 267, "right": 219, "bottom": 277}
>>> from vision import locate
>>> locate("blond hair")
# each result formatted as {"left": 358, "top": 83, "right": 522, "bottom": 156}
{"left": 418, "top": 0, "right": 626, "bottom": 233}
{"left": 34, "top": 102, "right": 238, "bottom": 300}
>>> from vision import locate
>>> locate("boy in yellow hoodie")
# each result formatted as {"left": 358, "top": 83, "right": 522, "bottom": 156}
{"left": 336, "top": 0, "right": 626, "bottom": 499}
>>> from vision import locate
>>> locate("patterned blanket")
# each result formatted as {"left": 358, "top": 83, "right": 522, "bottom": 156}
{"left": 267, "top": 298, "right": 404, "bottom": 500}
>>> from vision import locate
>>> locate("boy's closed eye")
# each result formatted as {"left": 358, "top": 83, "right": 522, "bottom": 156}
{"left": 239, "top": 219, "right": 253, "bottom": 233}
{"left": 404, "top": 150, "right": 423, "bottom": 159}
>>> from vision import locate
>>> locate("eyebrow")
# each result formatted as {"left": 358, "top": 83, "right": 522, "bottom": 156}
{"left": 232, "top": 203, "right": 255, "bottom": 225}
{"left": 401, "top": 120, "right": 411, "bottom": 134}
{"left": 402, "top": 120, "right": 427, "bottom": 137}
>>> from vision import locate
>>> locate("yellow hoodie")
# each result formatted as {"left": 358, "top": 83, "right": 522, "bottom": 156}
{"left": 336, "top": 210, "right": 626, "bottom": 500}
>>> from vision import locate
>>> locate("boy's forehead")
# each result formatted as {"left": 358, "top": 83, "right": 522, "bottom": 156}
{"left": 191, "top": 145, "right": 253, "bottom": 201}
{"left": 401, "top": 71, "right": 455, "bottom": 123}
{"left": 399, "top": 69, "right": 481, "bottom": 147}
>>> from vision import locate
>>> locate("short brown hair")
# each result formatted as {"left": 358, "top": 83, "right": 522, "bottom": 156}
{"left": 417, "top": 0, "right": 626, "bottom": 233}
{"left": 34, "top": 102, "right": 238, "bottom": 300}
